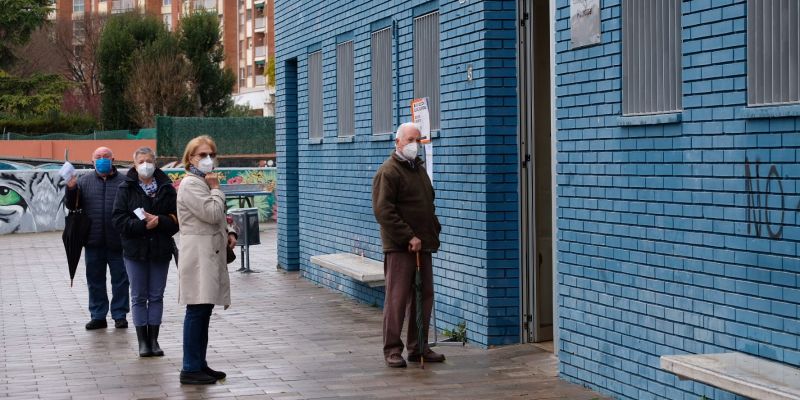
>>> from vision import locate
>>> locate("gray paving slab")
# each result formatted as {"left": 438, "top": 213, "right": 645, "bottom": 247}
{"left": 0, "top": 225, "right": 608, "bottom": 399}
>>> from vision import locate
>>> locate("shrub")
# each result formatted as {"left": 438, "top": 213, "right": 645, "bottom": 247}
{"left": 0, "top": 113, "right": 98, "bottom": 135}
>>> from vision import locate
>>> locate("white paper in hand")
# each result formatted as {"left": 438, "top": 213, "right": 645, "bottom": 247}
{"left": 59, "top": 161, "right": 75, "bottom": 181}
{"left": 133, "top": 208, "right": 146, "bottom": 220}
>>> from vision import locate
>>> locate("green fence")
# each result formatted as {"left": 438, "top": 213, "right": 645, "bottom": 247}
{"left": 5, "top": 128, "right": 156, "bottom": 140}
{"left": 156, "top": 116, "right": 275, "bottom": 158}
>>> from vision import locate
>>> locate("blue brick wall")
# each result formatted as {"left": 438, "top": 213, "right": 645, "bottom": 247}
{"left": 275, "top": 0, "right": 519, "bottom": 347}
{"left": 556, "top": 0, "right": 800, "bottom": 399}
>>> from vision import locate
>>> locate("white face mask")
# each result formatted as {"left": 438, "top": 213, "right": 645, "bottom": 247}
{"left": 197, "top": 156, "right": 215, "bottom": 173}
{"left": 401, "top": 142, "right": 418, "bottom": 159}
{"left": 136, "top": 162, "right": 155, "bottom": 179}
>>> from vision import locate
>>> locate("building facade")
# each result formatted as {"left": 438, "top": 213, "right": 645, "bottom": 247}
{"left": 276, "top": 0, "right": 800, "bottom": 400}
{"left": 52, "top": 0, "right": 275, "bottom": 115}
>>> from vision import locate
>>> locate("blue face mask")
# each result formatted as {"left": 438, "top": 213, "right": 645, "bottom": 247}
{"left": 95, "top": 157, "right": 112, "bottom": 174}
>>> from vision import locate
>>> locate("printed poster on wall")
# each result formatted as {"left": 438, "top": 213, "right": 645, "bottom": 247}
{"left": 411, "top": 97, "right": 434, "bottom": 183}
{"left": 570, "top": 0, "right": 601, "bottom": 48}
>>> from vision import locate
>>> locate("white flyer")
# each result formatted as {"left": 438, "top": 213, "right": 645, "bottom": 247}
{"left": 133, "top": 208, "right": 146, "bottom": 220}
{"left": 411, "top": 98, "right": 434, "bottom": 183}
{"left": 59, "top": 161, "right": 75, "bottom": 181}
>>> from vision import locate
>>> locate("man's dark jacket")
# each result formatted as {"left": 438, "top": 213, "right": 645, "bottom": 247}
{"left": 65, "top": 168, "right": 126, "bottom": 250}
{"left": 111, "top": 168, "right": 179, "bottom": 262}
{"left": 372, "top": 152, "right": 441, "bottom": 253}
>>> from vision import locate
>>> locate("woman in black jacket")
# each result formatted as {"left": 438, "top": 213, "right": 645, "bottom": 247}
{"left": 112, "top": 147, "right": 179, "bottom": 357}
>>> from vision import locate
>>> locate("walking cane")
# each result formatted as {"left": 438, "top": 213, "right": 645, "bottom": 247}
{"left": 415, "top": 251, "right": 425, "bottom": 369}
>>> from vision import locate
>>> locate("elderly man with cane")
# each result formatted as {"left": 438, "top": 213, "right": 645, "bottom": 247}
{"left": 372, "top": 122, "right": 445, "bottom": 368}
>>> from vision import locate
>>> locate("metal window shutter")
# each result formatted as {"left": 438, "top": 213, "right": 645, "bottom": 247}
{"left": 371, "top": 28, "right": 393, "bottom": 134}
{"left": 622, "top": 0, "right": 682, "bottom": 115}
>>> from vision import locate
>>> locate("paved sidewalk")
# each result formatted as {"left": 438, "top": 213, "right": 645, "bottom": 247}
{"left": 0, "top": 226, "right": 607, "bottom": 399}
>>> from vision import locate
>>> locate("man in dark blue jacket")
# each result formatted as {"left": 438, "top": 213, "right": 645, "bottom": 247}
{"left": 65, "top": 146, "right": 130, "bottom": 330}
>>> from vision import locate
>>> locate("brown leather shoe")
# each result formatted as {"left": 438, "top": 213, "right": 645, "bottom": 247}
{"left": 385, "top": 354, "right": 407, "bottom": 368}
{"left": 407, "top": 350, "right": 445, "bottom": 363}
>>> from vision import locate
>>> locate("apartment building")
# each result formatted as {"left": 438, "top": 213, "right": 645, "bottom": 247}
{"left": 52, "top": 0, "right": 275, "bottom": 116}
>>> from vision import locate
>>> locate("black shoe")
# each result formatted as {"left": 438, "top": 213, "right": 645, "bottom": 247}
{"left": 202, "top": 366, "right": 226, "bottom": 380}
{"left": 114, "top": 319, "right": 128, "bottom": 329}
{"left": 135, "top": 326, "right": 153, "bottom": 357}
{"left": 180, "top": 370, "right": 217, "bottom": 385}
{"left": 85, "top": 319, "right": 107, "bottom": 330}
{"left": 148, "top": 325, "right": 164, "bottom": 357}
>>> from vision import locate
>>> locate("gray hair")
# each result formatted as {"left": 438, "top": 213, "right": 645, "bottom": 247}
{"left": 132, "top": 146, "right": 156, "bottom": 161}
{"left": 395, "top": 122, "right": 421, "bottom": 140}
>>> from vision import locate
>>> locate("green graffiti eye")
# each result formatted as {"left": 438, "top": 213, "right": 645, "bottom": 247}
{"left": 0, "top": 186, "right": 22, "bottom": 206}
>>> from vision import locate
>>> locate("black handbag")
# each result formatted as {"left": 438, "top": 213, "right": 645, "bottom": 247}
{"left": 226, "top": 246, "right": 236, "bottom": 264}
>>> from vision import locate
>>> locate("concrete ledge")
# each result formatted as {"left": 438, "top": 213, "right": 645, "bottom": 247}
{"left": 310, "top": 253, "right": 385, "bottom": 287}
{"left": 617, "top": 112, "right": 682, "bottom": 126}
{"left": 740, "top": 104, "right": 800, "bottom": 119}
{"left": 661, "top": 353, "right": 800, "bottom": 400}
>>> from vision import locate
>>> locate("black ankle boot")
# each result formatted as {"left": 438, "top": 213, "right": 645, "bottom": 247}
{"left": 136, "top": 326, "right": 153, "bottom": 357}
{"left": 148, "top": 325, "right": 164, "bottom": 357}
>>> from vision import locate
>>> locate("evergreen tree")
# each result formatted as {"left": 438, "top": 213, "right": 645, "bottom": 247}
{"left": 97, "top": 13, "right": 165, "bottom": 129}
{"left": 178, "top": 11, "right": 235, "bottom": 117}
{"left": 0, "top": 0, "right": 52, "bottom": 70}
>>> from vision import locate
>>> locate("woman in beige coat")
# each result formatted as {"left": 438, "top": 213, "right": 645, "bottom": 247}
{"left": 176, "top": 135, "right": 237, "bottom": 385}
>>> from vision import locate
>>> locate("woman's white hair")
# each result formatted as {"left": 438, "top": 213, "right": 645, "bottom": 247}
{"left": 395, "top": 122, "right": 421, "bottom": 140}
{"left": 133, "top": 146, "right": 156, "bottom": 161}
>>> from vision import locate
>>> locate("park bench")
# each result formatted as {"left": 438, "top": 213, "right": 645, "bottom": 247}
{"left": 310, "top": 253, "right": 385, "bottom": 287}
{"left": 660, "top": 352, "right": 800, "bottom": 400}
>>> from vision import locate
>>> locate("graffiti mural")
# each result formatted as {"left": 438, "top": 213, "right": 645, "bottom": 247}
{"left": 0, "top": 167, "right": 277, "bottom": 235}
{"left": 0, "top": 170, "right": 68, "bottom": 234}
{"left": 163, "top": 167, "right": 278, "bottom": 222}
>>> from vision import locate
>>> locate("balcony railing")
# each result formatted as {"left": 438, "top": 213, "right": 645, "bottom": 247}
{"left": 255, "top": 75, "right": 265, "bottom": 86}
{"left": 111, "top": 0, "right": 135, "bottom": 13}
{"left": 255, "top": 46, "right": 266, "bottom": 58}
{"left": 194, "top": 0, "right": 216, "bottom": 11}
{"left": 255, "top": 18, "right": 265, "bottom": 30}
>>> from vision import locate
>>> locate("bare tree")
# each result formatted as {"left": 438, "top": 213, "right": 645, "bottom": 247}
{"left": 53, "top": 12, "right": 106, "bottom": 118}
{"left": 9, "top": 26, "right": 64, "bottom": 77}
{"left": 124, "top": 51, "right": 197, "bottom": 127}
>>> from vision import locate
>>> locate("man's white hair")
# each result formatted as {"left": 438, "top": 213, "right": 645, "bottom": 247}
{"left": 395, "top": 122, "right": 421, "bottom": 140}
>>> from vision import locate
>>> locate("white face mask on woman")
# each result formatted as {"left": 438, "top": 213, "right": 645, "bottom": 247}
{"left": 197, "top": 156, "right": 215, "bottom": 174}
{"left": 401, "top": 142, "right": 418, "bottom": 159}
{"left": 136, "top": 162, "right": 155, "bottom": 179}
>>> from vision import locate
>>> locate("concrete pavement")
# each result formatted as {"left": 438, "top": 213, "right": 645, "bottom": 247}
{"left": 0, "top": 226, "right": 607, "bottom": 399}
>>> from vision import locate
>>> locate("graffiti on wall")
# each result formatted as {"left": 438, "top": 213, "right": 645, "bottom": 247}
{"left": 0, "top": 171, "right": 67, "bottom": 234}
{"left": 744, "top": 157, "right": 796, "bottom": 240}
{"left": 0, "top": 168, "right": 277, "bottom": 234}
{"left": 164, "top": 168, "right": 278, "bottom": 222}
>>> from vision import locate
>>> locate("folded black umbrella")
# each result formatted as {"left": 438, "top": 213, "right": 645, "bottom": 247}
{"left": 62, "top": 189, "right": 90, "bottom": 287}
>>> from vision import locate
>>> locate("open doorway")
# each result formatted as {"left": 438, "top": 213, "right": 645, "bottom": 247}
{"left": 518, "top": 0, "right": 555, "bottom": 348}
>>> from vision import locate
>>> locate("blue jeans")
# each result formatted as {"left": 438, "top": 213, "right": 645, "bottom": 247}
{"left": 123, "top": 257, "right": 169, "bottom": 327}
{"left": 85, "top": 247, "right": 129, "bottom": 321}
{"left": 183, "top": 304, "right": 214, "bottom": 372}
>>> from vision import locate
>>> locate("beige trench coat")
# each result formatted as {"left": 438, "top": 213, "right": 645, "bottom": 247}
{"left": 176, "top": 173, "right": 231, "bottom": 306}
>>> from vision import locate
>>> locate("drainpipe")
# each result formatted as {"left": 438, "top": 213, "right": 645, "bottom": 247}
{"left": 394, "top": 19, "right": 400, "bottom": 129}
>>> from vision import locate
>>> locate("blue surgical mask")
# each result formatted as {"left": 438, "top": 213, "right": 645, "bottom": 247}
{"left": 95, "top": 158, "right": 112, "bottom": 174}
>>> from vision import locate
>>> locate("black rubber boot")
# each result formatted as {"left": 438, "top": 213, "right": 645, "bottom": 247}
{"left": 148, "top": 325, "right": 164, "bottom": 357}
{"left": 136, "top": 326, "right": 153, "bottom": 357}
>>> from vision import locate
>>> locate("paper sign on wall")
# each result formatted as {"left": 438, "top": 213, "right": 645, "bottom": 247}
{"left": 570, "top": 0, "right": 601, "bottom": 48}
{"left": 411, "top": 98, "right": 434, "bottom": 183}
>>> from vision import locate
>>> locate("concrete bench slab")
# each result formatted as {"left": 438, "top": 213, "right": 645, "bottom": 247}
{"left": 310, "top": 253, "right": 385, "bottom": 287}
{"left": 661, "top": 352, "right": 800, "bottom": 400}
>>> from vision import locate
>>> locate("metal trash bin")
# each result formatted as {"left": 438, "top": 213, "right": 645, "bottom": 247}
{"left": 227, "top": 208, "right": 260, "bottom": 273}
{"left": 229, "top": 208, "right": 260, "bottom": 245}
